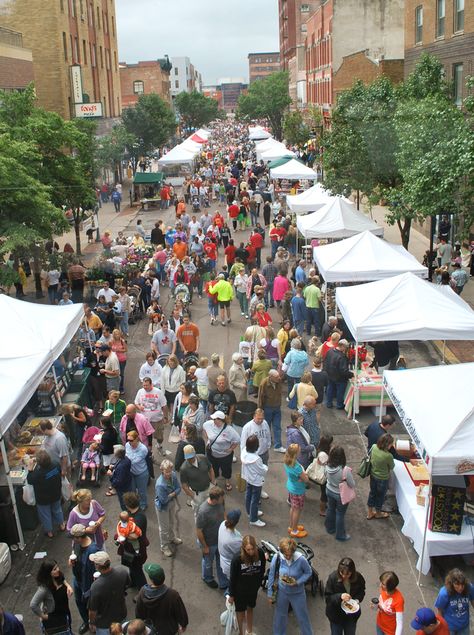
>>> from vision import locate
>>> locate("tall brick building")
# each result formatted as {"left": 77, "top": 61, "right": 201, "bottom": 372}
{"left": 120, "top": 58, "right": 172, "bottom": 108}
{"left": 0, "top": 0, "right": 121, "bottom": 121}
{"left": 334, "top": 51, "right": 404, "bottom": 101}
{"left": 404, "top": 0, "right": 473, "bottom": 105}
{"left": 248, "top": 52, "right": 280, "bottom": 83}
{"left": 0, "top": 26, "right": 34, "bottom": 91}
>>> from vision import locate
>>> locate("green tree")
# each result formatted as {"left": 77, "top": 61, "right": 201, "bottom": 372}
{"left": 174, "top": 91, "right": 221, "bottom": 131}
{"left": 282, "top": 111, "right": 311, "bottom": 146}
{"left": 98, "top": 124, "right": 137, "bottom": 184}
{"left": 237, "top": 71, "right": 291, "bottom": 140}
{"left": 122, "top": 93, "right": 176, "bottom": 172}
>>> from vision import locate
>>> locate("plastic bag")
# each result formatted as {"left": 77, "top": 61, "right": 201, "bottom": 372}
{"left": 219, "top": 597, "right": 238, "bottom": 634}
{"left": 61, "top": 476, "right": 73, "bottom": 501}
{"left": 22, "top": 484, "right": 36, "bottom": 506}
{"left": 168, "top": 425, "right": 180, "bottom": 443}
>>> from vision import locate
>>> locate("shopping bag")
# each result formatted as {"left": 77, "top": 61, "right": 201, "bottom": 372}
{"left": 287, "top": 383, "right": 299, "bottom": 410}
{"left": 339, "top": 467, "right": 356, "bottom": 505}
{"left": 357, "top": 453, "right": 371, "bottom": 479}
{"left": 168, "top": 425, "right": 181, "bottom": 443}
{"left": 235, "top": 472, "right": 247, "bottom": 493}
{"left": 61, "top": 476, "right": 73, "bottom": 501}
{"left": 306, "top": 458, "right": 326, "bottom": 485}
{"left": 22, "top": 484, "right": 36, "bottom": 506}
{"left": 220, "top": 597, "right": 238, "bottom": 634}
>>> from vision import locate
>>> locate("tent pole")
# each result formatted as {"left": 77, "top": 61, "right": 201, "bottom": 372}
{"left": 83, "top": 316, "right": 93, "bottom": 351}
{"left": 442, "top": 340, "right": 446, "bottom": 364}
{"left": 325, "top": 286, "right": 328, "bottom": 323}
{"left": 0, "top": 438, "right": 25, "bottom": 550}
{"left": 352, "top": 343, "right": 359, "bottom": 422}
{"left": 379, "top": 371, "right": 385, "bottom": 423}
{"left": 417, "top": 478, "right": 432, "bottom": 585}
{"left": 52, "top": 364, "right": 62, "bottom": 406}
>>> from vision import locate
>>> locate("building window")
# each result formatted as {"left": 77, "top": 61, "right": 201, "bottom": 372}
{"left": 436, "top": 0, "right": 445, "bottom": 37}
{"left": 454, "top": 0, "right": 464, "bottom": 32}
{"left": 453, "top": 63, "right": 463, "bottom": 106}
{"left": 82, "top": 39, "right": 87, "bottom": 64}
{"left": 415, "top": 6, "right": 423, "bottom": 44}
{"left": 175, "top": 80, "right": 179, "bottom": 88}
{"left": 301, "top": 24, "right": 307, "bottom": 32}
{"left": 114, "top": 51, "right": 117, "bottom": 72}
{"left": 96, "top": 6, "right": 100, "bottom": 28}
{"left": 60, "top": 0, "right": 64, "bottom": 12}
{"left": 88, "top": 2, "right": 93, "bottom": 26}
{"left": 111, "top": 15, "right": 115, "bottom": 36}
{"left": 74, "top": 37, "right": 80, "bottom": 63}
{"left": 99, "top": 46, "right": 103, "bottom": 68}
{"left": 175, "top": 67, "right": 178, "bottom": 75}
{"left": 79, "top": 0, "right": 83, "bottom": 19}
{"left": 301, "top": 3, "right": 310, "bottom": 11}
{"left": 62, "top": 32, "right": 68, "bottom": 60}
{"left": 133, "top": 80, "right": 144, "bottom": 95}
{"left": 91, "top": 44, "right": 96, "bottom": 67}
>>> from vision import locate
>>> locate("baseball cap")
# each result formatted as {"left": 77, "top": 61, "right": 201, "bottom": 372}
{"left": 144, "top": 563, "right": 165, "bottom": 585}
{"left": 89, "top": 551, "right": 111, "bottom": 566}
{"left": 410, "top": 608, "right": 437, "bottom": 630}
{"left": 183, "top": 444, "right": 196, "bottom": 459}
{"left": 211, "top": 410, "right": 226, "bottom": 420}
{"left": 226, "top": 509, "right": 241, "bottom": 525}
{"left": 70, "top": 523, "right": 87, "bottom": 538}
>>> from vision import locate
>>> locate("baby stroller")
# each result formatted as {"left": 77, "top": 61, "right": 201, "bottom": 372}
{"left": 182, "top": 351, "right": 199, "bottom": 372}
{"left": 174, "top": 283, "right": 190, "bottom": 306}
{"left": 76, "top": 426, "right": 102, "bottom": 488}
{"left": 157, "top": 353, "right": 170, "bottom": 368}
{"left": 192, "top": 196, "right": 200, "bottom": 213}
{"left": 260, "top": 539, "right": 323, "bottom": 598}
{"left": 127, "top": 285, "right": 143, "bottom": 324}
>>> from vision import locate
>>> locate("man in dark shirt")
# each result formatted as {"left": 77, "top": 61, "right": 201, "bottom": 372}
{"left": 88, "top": 551, "right": 129, "bottom": 634}
{"left": 208, "top": 376, "right": 237, "bottom": 420}
{"left": 364, "top": 415, "right": 410, "bottom": 462}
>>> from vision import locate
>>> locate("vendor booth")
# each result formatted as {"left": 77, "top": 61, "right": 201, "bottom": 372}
{"left": 383, "top": 363, "right": 474, "bottom": 575}
{"left": 269, "top": 159, "right": 318, "bottom": 181}
{"left": 287, "top": 183, "right": 338, "bottom": 215}
{"left": 0, "top": 297, "right": 85, "bottom": 548}
{"left": 296, "top": 198, "right": 384, "bottom": 239}
{"left": 132, "top": 172, "right": 163, "bottom": 208}
{"left": 335, "top": 273, "right": 474, "bottom": 416}
{"left": 249, "top": 125, "right": 271, "bottom": 141}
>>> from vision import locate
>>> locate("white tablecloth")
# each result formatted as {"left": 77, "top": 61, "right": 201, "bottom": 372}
{"left": 393, "top": 461, "right": 474, "bottom": 574}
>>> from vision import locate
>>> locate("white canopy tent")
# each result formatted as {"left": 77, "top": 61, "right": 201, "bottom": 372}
{"left": 0, "top": 296, "right": 84, "bottom": 548}
{"left": 194, "top": 128, "right": 211, "bottom": 140}
{"left": 158, "top": 145, "right": 197, "bottom": 165}
{"left": 383, "top": 363, "right": 474, "bottom": 577}
{"left": 249, "top": 125, "right": 271, "bottom": 140}
{"left": 180, "top": 139, "right": 202, "bottom": 153}
{"left": 296, "top": 198, "right": 384, "bottom": 239}
{"left": 313, "top": 231, "right": 428, "bottom": 282}
{"left": 254, "top": 137, "right": 278, "bottom": 153}
{"left": 286, "top": 183, "right": 350, "bottom": 215}
{"left": 335, "top": 272, "right": 474, "bottom": 342}
{"left": 269, "top": 159, "right": 318, "bottom": 180}
{"left": 260, "top": 146, "right": 296, "bottom": 162}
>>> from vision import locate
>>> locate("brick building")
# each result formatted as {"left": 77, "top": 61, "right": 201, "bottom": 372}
{"left": 279, "top": 0, "right": 320, "bottom": 106}
{"left": 334, "top": 51, "right": 404, "bottom": 100}
{"left": 218, "top": 78, "right": 248, "bottom": 113}
{"left": 305, "top": 0, "right": 404, "bottom": 116}
{"left": 0, "top": 26, "right": 34, "bottom": 91}
{"left": 120, "top": 58, "right": 172, "bottom": 108}
{"left": 202, "top": 85, "right": 223, "bottom": 109}
{"left": 248, "top": 52, "right": 280, "bottom": 82}
{"left": 0, "top": 0, "right": 121, "bottom": 121}
{"left": 404, "top": 0, "right": 473, "bottom": 105}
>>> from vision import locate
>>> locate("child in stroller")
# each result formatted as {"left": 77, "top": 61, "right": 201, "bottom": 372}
{"left": 81, "top": 442, "right": 100, "bottom": 482}
{"left": 78, "top": 426, "right": 102, "bottom": 486}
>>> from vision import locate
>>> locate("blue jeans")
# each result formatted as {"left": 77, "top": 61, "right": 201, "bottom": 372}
{"left": 273, "top": 587, "right": 313, "bottom": 635}
{"left": 271, "top": 241, "right": 278, "bottom": 258}
{"left": 246, "top": 483, "right": 262, "bottom": 522}
{"left": 306, "top": 307, "right": 320, "bottom": 336}
{"left": 251, "top": 210, "right": 257, "bottom": 226}
{"left": 326, "top": 380, "right": 347, "bottom": 409}
{"left": 264, "top": 406, "right": 282, "bottom": 448}
{"left": 208, "top": 297, "right": 218, "bottom": 318}
{"left": 368, "top": 476, "right": 389, "bottom": 512}
{"left": 119, "top": 360, "right": 126, "bottom": 393}
{"left": 73, "top": 578, "right": 89, "bottom": 624}
{"left": 96, "top": 629, "right": 111, "bottom": 635}
{"left": 447, "top": 627, "right": 470, "bottom": 635}
{"left": 325, "top": 489, "right": 349, "bottom": 540}
{"left": 287, "top": 375, "right": 300, "bottom": 397}
{"left": 236, "top": 290, "right": 248, "bottom": 315}
{"left": 36, "top": 499, "right": 64, "bottom": 534}
{"left": 294, "top": 320, "right": 305, "bottom": 335}
{"left": 264, "top": 281, "right": 274, "bottom": 308}
{"left": 202, "top": 544, "right": 227, "bottom": 588}
{"left": 120, "top": 311, "right": 129, "bottom": 336}
{"left": 132, "top": 469, "right": 149, "bottom": 509}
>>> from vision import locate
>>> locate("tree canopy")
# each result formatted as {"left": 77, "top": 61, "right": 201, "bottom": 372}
{"left": 174, "top": 91, "right": 222, "bottom": 131}
{"left": 282, "top": 111, "right": 311, "bottom": 146}
{"left": 237, "top": 71, "right": 291, "bottom": 140}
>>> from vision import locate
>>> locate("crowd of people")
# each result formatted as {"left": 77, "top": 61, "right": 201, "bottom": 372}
{"left": 7, "top": 120, "right": 473, "bottom": 635}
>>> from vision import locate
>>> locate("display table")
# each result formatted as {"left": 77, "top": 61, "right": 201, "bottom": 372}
{"left": 392, "top": 461, "right": 474, "bottom": 574}
{"left": 344, "top": 369, "right": 392, "bottom": 415}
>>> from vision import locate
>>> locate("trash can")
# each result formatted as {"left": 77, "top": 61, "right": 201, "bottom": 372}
{"left": 233, "top": 401, "right": 256, "bottom": 428}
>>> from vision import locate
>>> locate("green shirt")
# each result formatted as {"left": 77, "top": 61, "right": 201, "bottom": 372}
{"left": 229, "top": 262, "right": 245, "bottom": 279}
{"left": 104, "top": 398, "right": 126, "bottom": 426}
{"left": 303, "top": 284, "right": 321, "bottom": 309}
{"left": 370, "top": 445, "right": 395, "bottom": 480}
{"left": 210, "top": 279, "right": 234, "bottom": 302}
{"left": 251, "top": 359, "right": 272, "bottom": 388}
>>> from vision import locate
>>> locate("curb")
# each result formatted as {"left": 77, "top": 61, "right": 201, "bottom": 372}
{"left": 431, "top": 340, "right": 460, "bottom": 364}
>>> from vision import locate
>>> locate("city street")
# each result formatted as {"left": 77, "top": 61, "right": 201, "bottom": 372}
{"left": 1, "top": 196, "right": 455, "bottom": 634}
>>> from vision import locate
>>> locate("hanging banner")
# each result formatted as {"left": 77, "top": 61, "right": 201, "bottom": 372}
{"left": 70, "top": 65, "right": 83, "bottom": 104}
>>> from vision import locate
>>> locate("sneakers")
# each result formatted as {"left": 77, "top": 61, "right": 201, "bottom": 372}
{"left": 221, "top": 321, "right": 226, "bottom": 326}
{"left": 288, "top": 528, "right": 308, "bottom": 538}
{"left": 204, "top": 579, "right": 218, "bottom": 588}
{"left": 161, "top": 546, "right": 174, "bottom": 557}
{"left": 257, "top": 510, "right": 264, "bottom": 517}
{"left": 172, "top": 537, "right": 183, "bottom": 545}
{"left": 274, "top": 446, "right": 286, "bottom": 453}
{"left": 261, "top": 491, "right": 269, "bottom": 499}
{"left": 249, "top": 519, "right": 266, "bottom": 527}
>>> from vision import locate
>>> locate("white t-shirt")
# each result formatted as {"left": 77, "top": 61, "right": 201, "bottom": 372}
{"left": 218, "top": 522, "right": 242, "bottom": 578}
{"left": 105, "top": 352, "right": 120, "bottom": 374}
{"left": 135, "top": 387, "right": 167, "bottom": 421}
{"left": 151, "top": 278, "right": 160, "bottom": 301}
{"left": 188, "top": 220, "right": 201, "bottom": 237}
{"left": 46, "top": 270, "right": 61, "bottom": 286}
{"left": 203, "top": 421, "right": 240, "bottom": 458}
{"left": 239, "top": 340, "right": 252, "bottom": 361}
{"left": 195, "top": 367, "right": 209, "bottom": 386}
{"left": 139, "top": 361, "right": 162, "bottom": 388}
{"left": 96, "top": 287, "right": 116, "bottom": 302}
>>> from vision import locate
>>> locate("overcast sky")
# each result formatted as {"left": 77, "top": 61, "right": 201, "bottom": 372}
{"left": 115, "top": 0, "right": 279, "bottom": 85}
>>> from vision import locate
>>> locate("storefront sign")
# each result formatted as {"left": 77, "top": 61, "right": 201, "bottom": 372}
{"left": 70, "top": 65, "right": 83, "bottom": 104}
{"left": 74, "top": 103, "right": 103, "bottom": 118}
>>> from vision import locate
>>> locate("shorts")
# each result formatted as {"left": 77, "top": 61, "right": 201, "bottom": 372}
{"left": 209, "top": 452, "right": 233, "bottom": 479}
{"left": 82, "top": 461, "right": 97, "bottom": 469}
{"left": 288, "top": 493, "right": 305, "bottom": 509}
{"left": 235, "top": 592, "right": 258, "bottom": 613}
{"left": 152, "top": 420, "right": 164, "bottom": 444}
{"left": 219, "top": 300, "right": 230, "bottom": 308}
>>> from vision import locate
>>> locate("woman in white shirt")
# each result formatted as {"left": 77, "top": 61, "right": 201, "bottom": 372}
{"left": 234, "top": 271, "right": 249, "bottom": 318}
{"left": 161, "top": 354, "right": 186, "bottom": 408}
{"left": 139, "top": 351, "right": 162, "bottom": 388}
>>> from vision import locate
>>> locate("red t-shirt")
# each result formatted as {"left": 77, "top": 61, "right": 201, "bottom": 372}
{"left": 377, "top": 589, "right": 404, "bottom": 635}
{"left": 224, "top": 245, "right": 236, "bottom": 264}
{"left": 228, "top": 204, "right": 239, "bottom": 219}
{"left": 204, "top": 243, "right": 217, "bottom": 261}
{"left": 269, "top": 227, "right": 286, "bottom": 242}
{"left": 246, "top": 245, "right": 257, "bottom": 263}
{"left": 213, "top": 215, "right": 224, "bottom": 228}
{"left": 250, "top": 233, "right": 263, "bottom": 249}
{"left": 415, "top": 616, "right": 448, "bottom": 635}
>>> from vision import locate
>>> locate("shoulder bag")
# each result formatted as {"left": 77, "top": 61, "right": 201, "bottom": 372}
{"left": 306, "top": 457, "right": 326, "bottom": 485}
{"left": 357, "top": 446, "right": 372, "bottom": 479}
{"left": 287, "top": 383, "right": 299, "bottom": 410}
{"left": 270, "top": 555, "right": 281, "bottom": 604}
{"left": 339, "top": 466, "right": 356, "bottom": 505}
{"left": 206, "top": 423, "right": 227, "bottom": 461}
